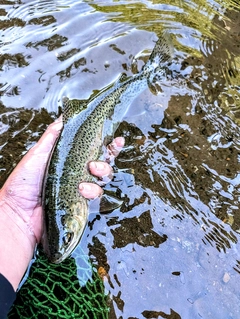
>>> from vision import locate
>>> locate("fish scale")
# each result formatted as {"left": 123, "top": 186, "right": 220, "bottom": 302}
{"left": 43, "top": 34, "right": 174, "bottom": 263}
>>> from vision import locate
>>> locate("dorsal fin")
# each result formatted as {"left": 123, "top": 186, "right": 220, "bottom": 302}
{"left": 117, "top": 72, "right": 128, "bottom": 83}
{"left": 62, "top": 97, "right": 87, "bottom": 123}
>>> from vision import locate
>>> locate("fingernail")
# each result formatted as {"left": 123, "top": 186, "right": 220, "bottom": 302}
{"left": 113, "top": 136, "right": 125, "bottom": 148}
{"left": 54, "top": 121, "right": 63, "bottom": 131}
{"left": 96, "top": 162, "right": 105, "bottom": 171}
{"left": 89, "top": 161, "right": 105, "bottom": 172}
{"left": 79, "top": 183, "right": 92, "bottom": 192}
{"left": 54, "top": 116, "right": 62, "bottom": 123}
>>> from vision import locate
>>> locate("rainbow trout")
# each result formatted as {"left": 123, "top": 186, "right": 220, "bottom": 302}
{"left": 43, "top": 35, "right": 173, "bottom": 263}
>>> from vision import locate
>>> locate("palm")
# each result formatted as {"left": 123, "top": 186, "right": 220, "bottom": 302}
{"left": 0, "top": 118, "right": 124, "bottom": 245}
{"left": 0, "top": 119, "right": 62, "bottom": 243}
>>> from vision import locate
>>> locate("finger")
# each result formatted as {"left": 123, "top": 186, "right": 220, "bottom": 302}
{"left": 79, "top": 182, "right": 103, "bottom": 199}
{"left": 88, "top": 136, "right": 125, "bottom": 183}
{"left": 88, "top": 161, "right": 112, "bottom": 179}
{"left": 2, "top": 117, "right": 63, "bottom": 208}
{"left": 30, "top": 116, "right": 63, "bottom": 155}
{"left": 106, "top": 136, "right": 125, "bottom": 158}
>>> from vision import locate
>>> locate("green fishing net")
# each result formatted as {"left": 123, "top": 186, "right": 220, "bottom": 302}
{"left": 8, "top": 246, "right": 109, "bottom": 319}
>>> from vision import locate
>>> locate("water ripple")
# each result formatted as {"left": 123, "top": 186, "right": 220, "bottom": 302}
{"left": 1, "top": 0, "right": 240, "bottom": 318}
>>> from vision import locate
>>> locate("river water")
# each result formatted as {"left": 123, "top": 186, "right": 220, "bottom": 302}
{"left": 1, "top": 0, "right": 240, "bottom": 318}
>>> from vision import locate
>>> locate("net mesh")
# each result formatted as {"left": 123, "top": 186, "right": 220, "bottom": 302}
{"left": 8, "top": 246, "right": 109, "bottom": 319}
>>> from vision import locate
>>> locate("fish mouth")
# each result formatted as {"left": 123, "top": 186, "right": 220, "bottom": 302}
{"left": 49, "top": 252, "right": 64, "bottom": 264}
{"left": 49, "top": 249, "right": 73, "bottom": 264}
{"left": 49, "top": 253, "right": 63, "bottom": 264}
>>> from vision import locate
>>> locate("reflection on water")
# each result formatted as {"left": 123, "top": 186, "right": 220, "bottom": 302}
{"left": 1, "top": 0, "right": 240, "bottom": 318}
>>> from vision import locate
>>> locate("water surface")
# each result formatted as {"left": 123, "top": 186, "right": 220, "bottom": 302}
{"left": 1, "top": 0, "right": 240, "bottom": 318}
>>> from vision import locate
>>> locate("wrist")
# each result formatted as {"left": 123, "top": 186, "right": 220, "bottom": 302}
{"left": 0, "top": 197, "right": 37, "bottom": 291}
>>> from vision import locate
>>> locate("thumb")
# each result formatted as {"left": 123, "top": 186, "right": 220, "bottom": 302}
{"left": 1, "top": 117, "right": 63, "bottom": 209}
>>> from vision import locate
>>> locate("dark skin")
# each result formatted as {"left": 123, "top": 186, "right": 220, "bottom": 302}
{"left": 0, "top": 117, "right": 124, "bottom": 291}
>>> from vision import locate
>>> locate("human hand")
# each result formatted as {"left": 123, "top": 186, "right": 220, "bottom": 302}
{"left": 0, "top": 116, "right": 124, "bottom": 290}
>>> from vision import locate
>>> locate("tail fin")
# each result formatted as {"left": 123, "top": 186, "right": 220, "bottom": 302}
{"left": 143, "top": 33, "right": 174, "bottom": 73}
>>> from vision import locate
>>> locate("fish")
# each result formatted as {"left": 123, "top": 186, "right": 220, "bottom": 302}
{"left": 42, "top": 34, "right": 173, "bottom": 263}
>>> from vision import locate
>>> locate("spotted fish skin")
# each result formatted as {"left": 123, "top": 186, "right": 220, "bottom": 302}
{"left": 43, "top": 35, "right": 173, "bottom": 263}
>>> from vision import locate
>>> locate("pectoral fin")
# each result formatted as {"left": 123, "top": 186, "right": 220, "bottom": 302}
{"left": 89, "top": 192, "right": 123, "bottom": 214}
{"left": 62, "top": 97, "right": 88, "bottom": 123}
{"left": 100, "top": 192, "right": 123, "bottom": 212}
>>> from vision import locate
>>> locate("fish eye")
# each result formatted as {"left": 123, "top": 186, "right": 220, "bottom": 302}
{"left": 62, "top": 232, "right": 74, "bottom": 246}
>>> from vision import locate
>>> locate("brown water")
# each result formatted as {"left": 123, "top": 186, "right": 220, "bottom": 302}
{"left": 1, "top": 0, "right": 240, "bottom": 318}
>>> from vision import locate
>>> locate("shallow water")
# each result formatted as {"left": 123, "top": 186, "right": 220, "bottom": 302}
{"left": 1, "top": 0, "right": 240, "bottom": 318}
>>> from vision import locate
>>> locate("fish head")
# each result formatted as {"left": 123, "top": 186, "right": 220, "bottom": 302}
{"left": 45, "top": 198, "right": 88, "bottom": 263}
